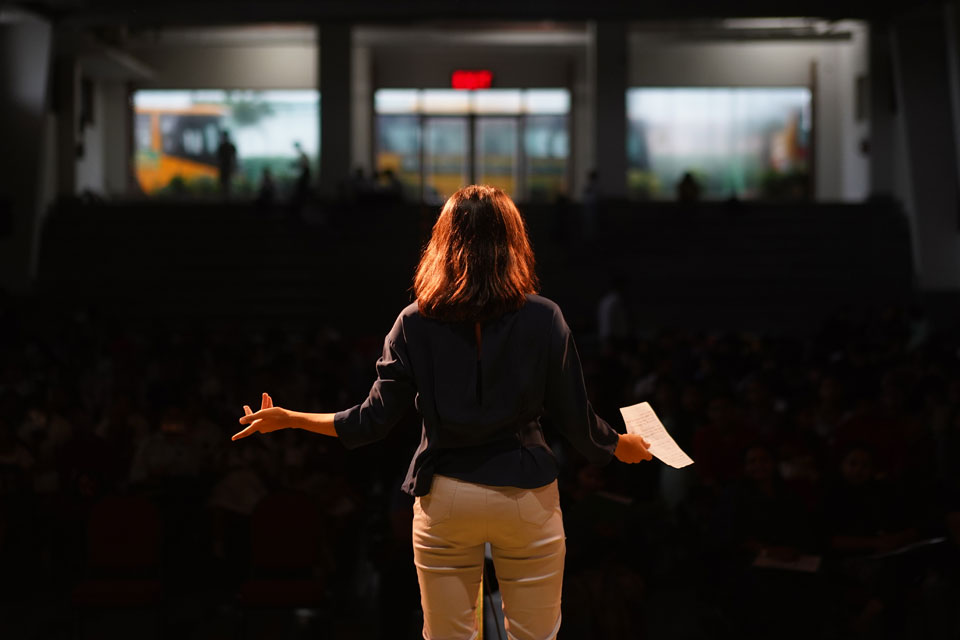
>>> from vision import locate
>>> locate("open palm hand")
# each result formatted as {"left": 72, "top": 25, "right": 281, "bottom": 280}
{"left": 232, "top": 392, "right": 294, "bottom": 440}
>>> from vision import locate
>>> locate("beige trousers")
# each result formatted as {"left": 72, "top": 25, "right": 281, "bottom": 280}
{"left": 412, "top": 474, "right": 565, "bottom": 640}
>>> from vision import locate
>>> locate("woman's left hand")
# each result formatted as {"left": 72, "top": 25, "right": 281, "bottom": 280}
{"left": 232, "top": 392, "right": 295, "bottom": 440}
{"left": 614, "top": 433, "right": 654, "bottom": 463}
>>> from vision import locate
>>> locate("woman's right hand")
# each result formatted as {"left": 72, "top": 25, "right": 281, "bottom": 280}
{"left": 614, "top": 433, "right": 653, "bottom": 463}
{"left": 232, "top": 392, "right": 294, "bottom": 441}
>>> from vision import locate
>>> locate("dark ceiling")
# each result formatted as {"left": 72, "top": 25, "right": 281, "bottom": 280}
{"left": 15, "top": 0, "right": 942, "bottom": 27}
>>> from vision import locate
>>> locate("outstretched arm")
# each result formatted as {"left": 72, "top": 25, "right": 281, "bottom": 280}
{"left": 232, "top": 392, "right": 338, "bottom": 440}
{"left": 232, "top": 314, "right": 415, "bottom": 445}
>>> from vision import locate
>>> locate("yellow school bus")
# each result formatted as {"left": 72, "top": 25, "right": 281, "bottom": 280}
{"left": 134, "top": 104, "right": 227, "bottom": 193}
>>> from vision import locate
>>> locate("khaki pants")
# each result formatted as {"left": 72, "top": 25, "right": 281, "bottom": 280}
{"left": 412, "top": 474, "right": 565, "bottom": 640}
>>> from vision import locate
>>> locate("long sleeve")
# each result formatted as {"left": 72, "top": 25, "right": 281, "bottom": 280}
{"left": 334, "top": 315, "right": 417, "bottom": 449}
{"left": 543, "top": 308, "right": 620, "bottom": 464}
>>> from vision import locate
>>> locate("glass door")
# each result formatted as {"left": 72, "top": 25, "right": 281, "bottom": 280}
{"left": 375, "top": 114, "right": 422, "bottom": 199}
{"left": 374, "top": 89, "right": 570, "bottom": 203}
{"left": 474, "top": 117, "right": 520, "bottom": 198}
{"left": 422, "top": 116, "right": 469, "bottom": 204}
{"left": 524, "top": 115, "right": 569, "bottom": 202}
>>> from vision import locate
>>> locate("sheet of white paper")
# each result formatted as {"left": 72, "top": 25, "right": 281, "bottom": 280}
{"left": 619, "top": 401, "right": 694, "bottom": 468}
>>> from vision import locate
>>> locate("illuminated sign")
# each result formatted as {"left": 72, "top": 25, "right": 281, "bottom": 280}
{"left": 451, "top": 70, "right": 493, "bottom": 90}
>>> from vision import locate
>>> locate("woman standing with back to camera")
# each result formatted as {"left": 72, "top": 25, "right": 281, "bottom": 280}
{"left": 232, "top": 184, "right": 654, "bottom": 640}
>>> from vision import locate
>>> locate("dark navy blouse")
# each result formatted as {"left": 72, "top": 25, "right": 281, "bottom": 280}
{"left": 333, "top": 294, "right": 621, "bottom": 496}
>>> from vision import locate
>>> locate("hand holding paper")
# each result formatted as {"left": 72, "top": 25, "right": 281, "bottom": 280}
{"left": 619, "top": 402, "right": 694, "bottom": 468}
{"left": 614, "top": 433, "right": 654, "bottom": 463}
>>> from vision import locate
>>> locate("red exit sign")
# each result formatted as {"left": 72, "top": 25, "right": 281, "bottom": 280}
{"left": 451, "top": 70, "right": 493, "bottom": 90}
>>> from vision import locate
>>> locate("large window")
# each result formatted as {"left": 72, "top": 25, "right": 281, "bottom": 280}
{"left": 626, "top": 88, "right": 811, "bottom": 200}
{"left": 133, "top": 89, "right": 320, "bottom": 196}
{"left": 374, "top": 89, "right": 569, "bottom": 203}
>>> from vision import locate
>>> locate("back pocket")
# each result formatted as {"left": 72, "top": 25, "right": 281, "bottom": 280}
{"left": 416, "top": 476, "right": 459, "bottom": 526}
{"left": 515, "top": 482, "right": 559, "bottom": 527}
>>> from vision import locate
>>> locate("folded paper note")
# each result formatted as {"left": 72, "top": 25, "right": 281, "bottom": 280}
{"left": 619, "top": 401, "right": 694, "bottom": 468}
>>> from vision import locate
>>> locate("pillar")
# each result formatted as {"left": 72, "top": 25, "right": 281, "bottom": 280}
{"left": 592, "top": 21, "right": 628, "bottom": 199}
{"left": 868, "top": 20, "right": 897, "bottom": 198}
{"left": 891, "top": 7, "right": 960, "bottom": 289}
{"left": 351, "top": 43, "right": 372, "bottom": 176}
{"left": 319, "top": 23, "right": 352, "bottom": 198}
{"left": 0, "top": 10, "right": 52, "bottom": 292}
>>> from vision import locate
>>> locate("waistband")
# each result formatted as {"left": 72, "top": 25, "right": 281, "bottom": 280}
{"left": 438, "top": 419, "right": 547, "bottom": 452}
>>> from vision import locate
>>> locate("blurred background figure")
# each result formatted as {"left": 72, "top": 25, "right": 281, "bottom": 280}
{"left": 291, "top": 140, "right": 312, "bottom": 217}
{"left": 255, "top": 167, "right": 276, "bottom": 214}
{"left": 216, "top": 130, "right": 237, "bottom": 199}
{"left": 676, "top": 171, "right": 701, "bottom": 203}
{"left": 378, "top": 168, "right": 403, "bottom": 201}
{"left": 581, "top": 169, "right": 599, "bottom": 241}
{"left": 349, "top": 166, "right": 373, "bottom": 202}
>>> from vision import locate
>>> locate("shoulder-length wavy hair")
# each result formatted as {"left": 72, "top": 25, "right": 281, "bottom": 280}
{"left": 413, "top": 184, "right": 539, "bottom": 323}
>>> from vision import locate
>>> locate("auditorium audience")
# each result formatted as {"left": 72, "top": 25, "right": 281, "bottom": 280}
{"left": 720, "top": 443, "right": 821, "bottom": 639}
{"left": 0, "top": 293, "right": 958, "bottom": 638}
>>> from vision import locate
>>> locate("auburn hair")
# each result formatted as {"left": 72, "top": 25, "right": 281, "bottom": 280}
{"left": 414, "top": 184, "right": 539, "bottom": 323}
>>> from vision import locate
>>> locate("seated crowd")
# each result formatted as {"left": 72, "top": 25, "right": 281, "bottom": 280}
{"left": 0, "top": 298, "right": 958, "bottom": 638}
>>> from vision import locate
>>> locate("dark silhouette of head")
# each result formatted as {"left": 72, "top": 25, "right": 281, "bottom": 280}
{"left": 414, "top": 184, "right": 538, "bottom": 323}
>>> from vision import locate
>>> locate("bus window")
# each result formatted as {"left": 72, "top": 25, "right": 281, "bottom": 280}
{"left": 159, "top": 114, "right": 221, "bottom": 166}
